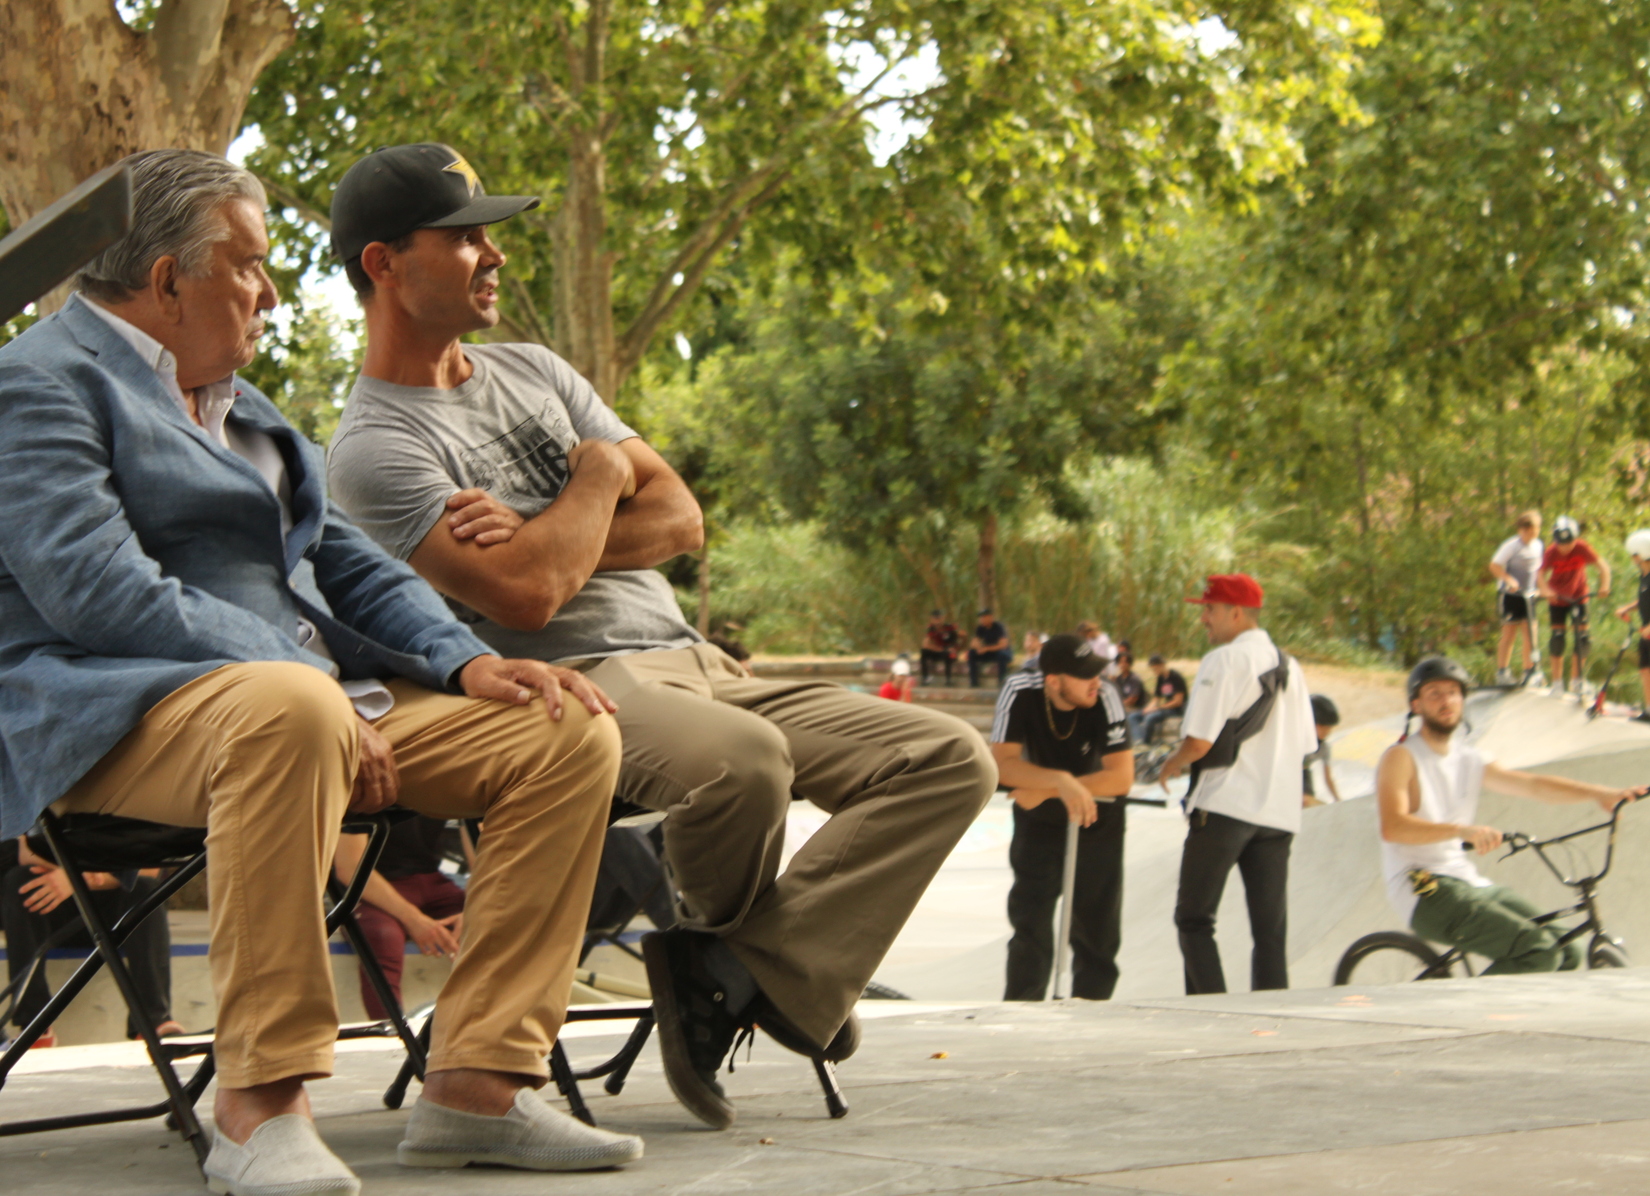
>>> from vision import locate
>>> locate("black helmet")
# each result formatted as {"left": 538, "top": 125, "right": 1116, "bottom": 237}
{"left": 1309, "top": 694, "right": 1341, "bottom": 727}
{"left": 1407, "top": 656, "right": 1472, "bottom": 702}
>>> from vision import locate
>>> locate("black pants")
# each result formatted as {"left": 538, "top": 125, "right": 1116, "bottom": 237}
{"left": 968, "top": 648, "right": 1013, "bottom": 687}
{"left": 1173, "top": 809, "right": 1292, "bottom": 995}
{"left": 1005, "top": 804, "right": 1125, "bottom": 1000}
{"left": 2, "top": 868, "right": 172, "bottom": 1037}
{"left": 919, "top": 648, "right": 953, "bottom": 685}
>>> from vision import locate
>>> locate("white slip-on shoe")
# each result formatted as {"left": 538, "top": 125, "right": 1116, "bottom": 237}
{"left": 397, "top": 1088, "right": 643, "bottom": 1171}
{"left": 203, "top": 1114, "right": 360, "bottom": 1196}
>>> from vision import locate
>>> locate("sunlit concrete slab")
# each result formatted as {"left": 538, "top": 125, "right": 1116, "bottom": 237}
{"left": 7, "top": 972, "right": 1650, "bottom": 1195}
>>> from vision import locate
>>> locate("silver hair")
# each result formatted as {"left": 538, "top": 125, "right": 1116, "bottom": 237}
{"left": 75, "top": 149, "right": 266, "bottom": 302}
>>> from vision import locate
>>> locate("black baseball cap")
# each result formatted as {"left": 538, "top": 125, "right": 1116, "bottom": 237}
{"left": 1038, "top": 634, "right": 1105, "bottom": 679}
{"left": 329, "top": 143, "right": 539, "bottom": 263}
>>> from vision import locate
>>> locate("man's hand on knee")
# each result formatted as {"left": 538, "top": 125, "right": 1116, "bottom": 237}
{"left": 459, "top": 655, "right": 618, "bottom": 722}
{"left": 351, "top": 715, "right": 401, "bottom": 813}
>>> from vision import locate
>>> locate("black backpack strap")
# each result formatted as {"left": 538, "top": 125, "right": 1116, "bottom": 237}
{"left": 1186, "top": 648, "right": 1293, "bottom": 808}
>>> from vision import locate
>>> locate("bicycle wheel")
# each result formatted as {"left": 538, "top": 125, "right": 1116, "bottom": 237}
{"left": 1334, "top": 932, "right": 1465, "bottom": 985}
{"left": 1589, "top": 941, "right": 1630, "bottom": 969}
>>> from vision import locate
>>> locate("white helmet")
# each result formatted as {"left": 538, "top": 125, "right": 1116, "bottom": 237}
{"left": 1627, "top": 530, "right": 1650, "bottom": 560}
{"left": 891, "top": 658, "right": 911, "bottom": 676}
{"left": 1552, "top": 515, "right": 1581, "bottom": 544}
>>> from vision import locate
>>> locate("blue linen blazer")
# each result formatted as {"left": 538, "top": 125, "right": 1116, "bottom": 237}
{"left": 0, "top": 296, "right": 495, "bottom": 838}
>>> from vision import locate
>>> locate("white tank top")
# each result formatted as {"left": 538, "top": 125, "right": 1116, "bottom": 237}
{"left": 1381, "top": 734, "right": 1494, "bottom": 922}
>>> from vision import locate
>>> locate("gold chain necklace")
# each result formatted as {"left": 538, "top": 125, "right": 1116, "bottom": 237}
{"left": 1044, "top": 690, "right": 1079, "bottom": 740}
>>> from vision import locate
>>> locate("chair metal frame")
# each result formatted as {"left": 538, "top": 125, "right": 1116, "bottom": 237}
{"left": 0, "top": 809, "right": 423, "bottom": 1165}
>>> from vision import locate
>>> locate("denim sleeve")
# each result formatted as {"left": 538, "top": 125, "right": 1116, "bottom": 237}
{"left": 0, "top": 363, "right": 324, "bottom": 669}
{"left": 307, "top": 500, "right": 494, "bottom": 689}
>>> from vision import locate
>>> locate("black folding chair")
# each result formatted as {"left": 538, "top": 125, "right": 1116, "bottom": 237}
{"left": 380, "top": 799, "right": 850, "bottom": 1124}
{"left": 0, "top": 809, "right": 422, "bottom": 1165}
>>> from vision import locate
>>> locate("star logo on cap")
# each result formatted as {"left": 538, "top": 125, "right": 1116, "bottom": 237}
{"left": 443, "top": 154, "right": 481, "bottom": 196}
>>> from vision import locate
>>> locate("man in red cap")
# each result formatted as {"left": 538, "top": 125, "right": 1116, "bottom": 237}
{"left": 1159, "top": 575, "right": 1316, "bottom": 994}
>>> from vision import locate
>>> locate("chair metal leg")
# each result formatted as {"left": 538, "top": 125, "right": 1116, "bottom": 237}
{"left": 36, "top": 813, "right": 209, "bottom": 1162}
{"left": 549, "top": 1040, "right": 594, "bottom": 1126}
{"left": 1, "top": 851, "right": 205, "bottom": 1090}
{"left": 814, "top": 1059, "right": 848, "bottom": 1119}
{"left": 383, "top": 1015, "right": 432, "bottom": 1110}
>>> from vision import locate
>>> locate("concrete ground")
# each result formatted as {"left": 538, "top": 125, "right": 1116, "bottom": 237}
{"left": 8, "top": 969, "right": 1650, "bottom": 1195}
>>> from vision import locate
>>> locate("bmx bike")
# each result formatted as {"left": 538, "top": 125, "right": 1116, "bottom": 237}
{"left": 1333, "top": 799, "right": 1632, "bottom": 985}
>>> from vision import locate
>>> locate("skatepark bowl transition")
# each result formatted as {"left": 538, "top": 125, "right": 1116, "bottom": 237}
{"left": 7, "top": 683, "right": 1650, "bottom": 1194}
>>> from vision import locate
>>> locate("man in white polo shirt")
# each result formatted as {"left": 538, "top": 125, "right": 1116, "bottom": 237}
{"left": 1159, "top": 574, "right": 1316, "bottom": 994}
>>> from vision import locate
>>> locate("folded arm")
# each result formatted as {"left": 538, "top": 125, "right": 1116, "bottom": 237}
{"left": 412, "top": 438, "right": 701, "bottom": 632}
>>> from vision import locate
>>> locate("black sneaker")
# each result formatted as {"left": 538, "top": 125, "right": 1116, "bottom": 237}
{"left": 641, "top": 929, "right": 747, "bottom": 1129}
{"left": 1634, "top": 711, "right": 1650, "bottom": 725}
{"left": 750, "top": 998, "right": 861, "bottom": 1063}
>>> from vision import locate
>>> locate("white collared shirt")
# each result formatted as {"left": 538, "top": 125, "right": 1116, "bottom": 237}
{"left": 81, "top": 296, "right": 392, "bottom": 719}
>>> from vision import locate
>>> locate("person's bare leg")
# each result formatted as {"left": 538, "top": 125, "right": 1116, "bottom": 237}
{"left": 421, "top": 1068, "right": 530, "bottom": 1116}
{"left": 1638, "top": 666, "right": 1650, "bottom": 709}
{"left": 1497, "top": 624, "right": 1515, "bottom": 672}
{"left": 213, "top": 1078, "right": 313, "bottom": 1145}
{"left": 1521, "top": 620, "right": 1536, "bottom": 672}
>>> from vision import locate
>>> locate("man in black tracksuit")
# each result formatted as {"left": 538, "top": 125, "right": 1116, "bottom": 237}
{"left": 990, "top": 634, "right": 1136, "bottom": 1000}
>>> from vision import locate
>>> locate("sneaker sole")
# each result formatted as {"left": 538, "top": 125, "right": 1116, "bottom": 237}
{"left": 396, "top": 1141, "right": 643, "bottom": 1171}
{"left": 641, "top": 932, "right": 737, "bottom": 1130}
{"left": 206, "top": 1173, "right": 360, "bottom": 1196}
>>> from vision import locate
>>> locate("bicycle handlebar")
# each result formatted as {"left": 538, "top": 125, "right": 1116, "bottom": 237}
{"left": 1475, "top": 798, "right": 1635, "bottom": 889}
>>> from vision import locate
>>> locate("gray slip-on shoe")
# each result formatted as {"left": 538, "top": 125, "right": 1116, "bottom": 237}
{"left": 203, "top": 1114, "right": 360, "bottom": 1196}
{"left": 397, "top": 1088, "right": 643, "bottom": 1171}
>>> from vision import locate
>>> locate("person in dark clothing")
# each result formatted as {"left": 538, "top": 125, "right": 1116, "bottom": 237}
{"left": 920, "top": 611, "right": 961, "bottom": 685}
{"left": 968, "top": 609, "right": 1013, "bottom": 687}
{"left": 989, "top": 634, "right": 1135, "bottom": 1000}
{"left": 1138, "top": 654, "right": 1189, "bottom": 744}
{"left": 334, "top": 818, "right": 470, "bottom": 1020}
{"left": 3, "top": 838, "right": 180, "bottom": 1044}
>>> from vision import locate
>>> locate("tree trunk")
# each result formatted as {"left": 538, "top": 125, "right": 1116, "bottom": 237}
{"left": 0, "top": 0, "right": 295, "bottom": 310}
{"left": 977, "top": 511, "right": 998, "bottom": 616}
{"left": 551, "top": 126, "right": 619, "bottom": 401}
{"left": 696, "top": 548, "right": 712, "bottom": 637}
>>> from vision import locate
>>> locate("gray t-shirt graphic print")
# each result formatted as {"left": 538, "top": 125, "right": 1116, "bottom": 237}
{"left": 328, "top": 341, "right": 699, "bottom": 663}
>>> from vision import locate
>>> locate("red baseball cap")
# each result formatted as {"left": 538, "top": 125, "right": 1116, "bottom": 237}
{"left": 1185, "top": 574, "right": 1264, "bottom": 608}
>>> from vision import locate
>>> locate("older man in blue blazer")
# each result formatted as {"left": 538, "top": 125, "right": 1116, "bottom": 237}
{"left": 0, "top": 151, "right": 642, "bottom": 1194}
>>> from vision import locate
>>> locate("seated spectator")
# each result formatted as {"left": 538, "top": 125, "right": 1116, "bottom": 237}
{"left": 323, "top": 141, "right": 995, "bottom": 1132}
{"left": 1020, "top": 631, "right": 1048, "bottom": 672}
{"left": 1077, "top": 621, "right": 1117, "bottom": 664}
{"left": 1112, "top": 651, "right": 1148, "bottom": 736}
{"left": 334, "top": 818, "right": 471, "bottom": 1020}
{"left": 878, "top": 657, "right": 916, "bottom": 701}
{"left": 1139, "top": 654, "right": 1190, "bottom": 743}
{"left": 920, "top": 611, "right": 961, "bottom": 685}
{"left": 0, "top": 149, "right": 640, "bottom": 1194}
{"left": 3, "top": 839, "right": 181, "bottom": 1047}
{"left": 968, "top": 609, "right": 1014, "bottom": 687}
{"left": 1104, "top": 638, "right": 1134, "bottom": 680}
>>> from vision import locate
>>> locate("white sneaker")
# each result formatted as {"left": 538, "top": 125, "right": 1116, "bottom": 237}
{"left": 1495, "top": 668, "right": 1515, "bottom": 686}
{"left": 1550, "top": 680, "right": 1567, "bottom": 698}
{"left": 204, "top": 1115, "right": 360, "bottom": 1196}
{"left": 398, "top": 1089, "right": 644, "bottom": 1171}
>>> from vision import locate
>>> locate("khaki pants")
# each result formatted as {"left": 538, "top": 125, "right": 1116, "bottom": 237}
{"left": 587, "top": 644, "right": 995, "bottom": 1047}
{"left": 57, "top": 662, "right": 618, "bottom": 1088}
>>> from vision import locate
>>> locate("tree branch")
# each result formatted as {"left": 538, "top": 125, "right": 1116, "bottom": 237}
{"left": 616, "top": 170, "right": 788, "bottom": 380}
{"left": 504, "top": 275, "right": 553, "bottom": 345}
{"left": 257, "top": 174, "right": 331, "bottom": 230}
{"left": 152, "top": 0, "right": 232, "bottom": 113}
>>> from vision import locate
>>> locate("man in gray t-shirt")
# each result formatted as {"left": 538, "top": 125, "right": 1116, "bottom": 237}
{"left": 326, "top": 144, "right": 995, "bottom": 1133}
{"left": 331, "top": 340, "right": 702, "bottom": 663}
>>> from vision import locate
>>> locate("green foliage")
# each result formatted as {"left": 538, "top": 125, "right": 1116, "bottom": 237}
{"left": 692, "top": 454, "right": 1361, "bottom": 663}
{"left": 239, "top": 296, "right": 361, "bottom": 444}
{"left": 240, "top": 0, "right": 1376, "bottom": 391}
{"left": 1158, "top": 0, "right": 1650, "bottom": 668}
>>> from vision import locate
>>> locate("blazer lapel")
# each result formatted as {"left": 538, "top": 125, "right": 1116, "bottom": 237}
{"left": 227, "top": 393, "right": 327, "bottom": 572}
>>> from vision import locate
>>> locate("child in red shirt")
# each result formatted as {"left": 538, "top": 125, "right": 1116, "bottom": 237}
{"left": 1538, "top": 515, "right": 1612, "bottom": 697}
